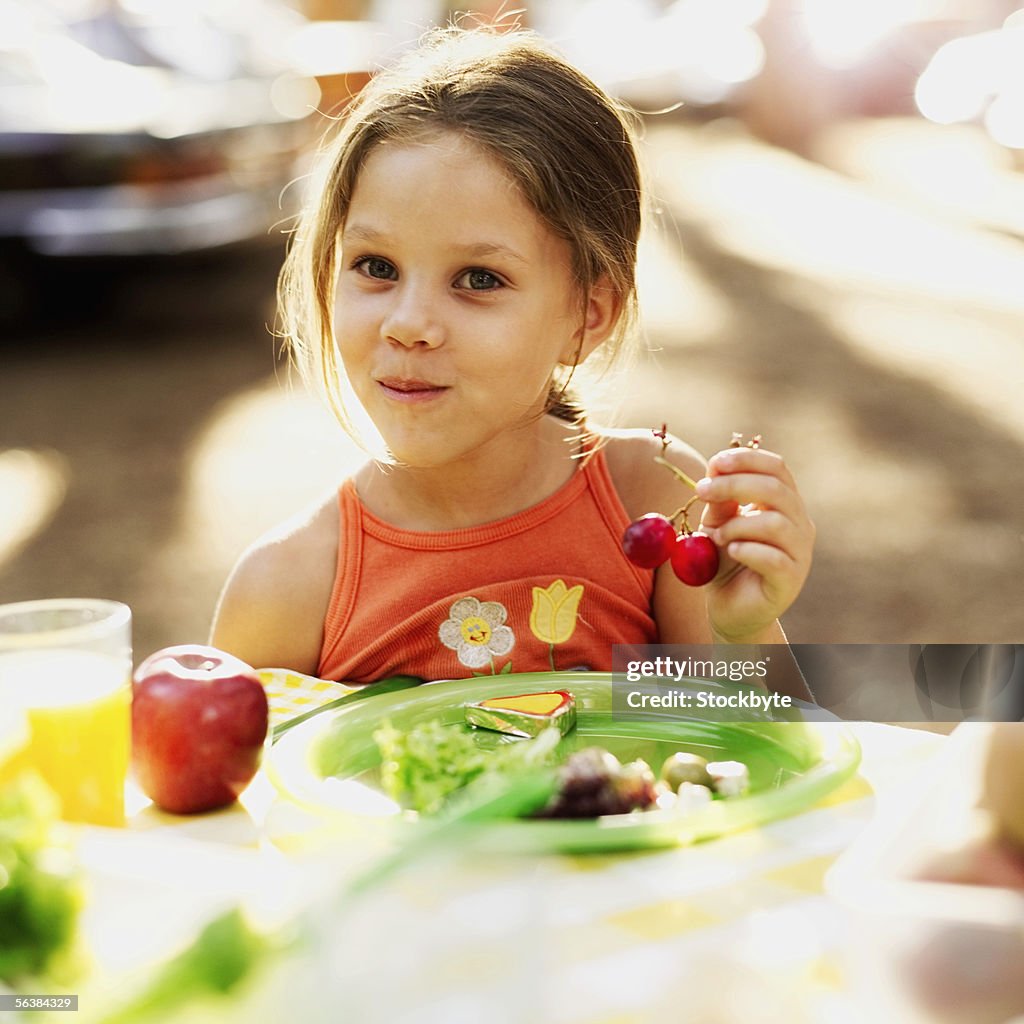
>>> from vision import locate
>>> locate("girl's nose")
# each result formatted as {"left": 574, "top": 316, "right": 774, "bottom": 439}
{"left": 381, "top": 284, "right": 444, "bottom": 349}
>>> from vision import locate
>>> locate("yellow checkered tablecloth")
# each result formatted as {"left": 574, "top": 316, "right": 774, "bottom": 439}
{"left": 258, "top": 668, "right": 358, "bottom": 729}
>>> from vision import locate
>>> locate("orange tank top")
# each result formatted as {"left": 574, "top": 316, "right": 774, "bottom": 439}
{"left": 317, "top": 448, "right": 658, "bottom": 683}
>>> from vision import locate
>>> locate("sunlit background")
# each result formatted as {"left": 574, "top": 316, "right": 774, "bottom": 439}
{"left": 2, "top": 0, "right": 1023, "bottom": 671}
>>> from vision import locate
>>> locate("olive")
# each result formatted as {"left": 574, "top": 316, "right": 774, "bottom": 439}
{"left": 660, "top": 751, "right": 711, "bottom": 790}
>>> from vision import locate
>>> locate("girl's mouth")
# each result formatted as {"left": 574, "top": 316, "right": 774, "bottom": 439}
{"left": 377, "top": 377, "right": 450, "bottom": 403}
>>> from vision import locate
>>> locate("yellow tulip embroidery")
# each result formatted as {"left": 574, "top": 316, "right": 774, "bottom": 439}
{"left": 529, "top": 579, "right": 584, "bottom": 670}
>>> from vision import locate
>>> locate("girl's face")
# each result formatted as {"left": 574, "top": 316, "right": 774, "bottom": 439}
{"left": 334, "top": 132, "right": 588, "bottom": 470}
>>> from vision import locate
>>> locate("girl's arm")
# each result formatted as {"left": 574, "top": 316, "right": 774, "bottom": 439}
{"left": 209, "top": 498, "right": 338, "bottom": 676}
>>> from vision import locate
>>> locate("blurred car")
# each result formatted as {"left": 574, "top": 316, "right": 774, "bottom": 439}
{"left": 0, "top": 0, "right": 323, "bottom": 258}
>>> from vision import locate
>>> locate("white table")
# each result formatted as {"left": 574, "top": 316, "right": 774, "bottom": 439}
{"left": 60, "top": 721, "right": 947, "bottom": 1024}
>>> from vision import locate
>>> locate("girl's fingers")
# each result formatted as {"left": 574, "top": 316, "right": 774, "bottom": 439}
{"left": 699, "top": 448, "right": 814, "bottom": 630}
{"left": 697, "top": 497, "right": 740, "bottom": 531}
{"left": 707, "top": 446, "right": 796, "bottom": 487}
{"left": 696, "top": 449, "right": 814, "bottom": 571}
{"left": 720, "top": 539, "right": 799, "bottom": 582}
{"left": 696, "top": 472, "right": 803, "bottom": 522}
{"left": 708, "top": 509, "right": 806, "bottom": 557}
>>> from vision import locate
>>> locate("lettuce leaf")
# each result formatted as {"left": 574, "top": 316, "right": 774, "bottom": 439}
{"left": 374, "top": 719, "right": 559, "bottom": 815}
{"left": 0, "top": 773, "right": 84, "bottom": 984}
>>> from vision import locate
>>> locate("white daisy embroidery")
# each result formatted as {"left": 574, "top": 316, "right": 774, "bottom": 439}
{"left": 439, "top": 597, "right": 515, "bottom": 670}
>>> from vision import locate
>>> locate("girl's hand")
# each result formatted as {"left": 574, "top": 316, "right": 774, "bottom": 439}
{"left": 695, "top": 446, "right": 814, "bottom": 643}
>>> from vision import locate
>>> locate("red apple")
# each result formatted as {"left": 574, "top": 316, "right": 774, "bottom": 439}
{"left": 132, "top": 644, "right": 268, "bottom": 814}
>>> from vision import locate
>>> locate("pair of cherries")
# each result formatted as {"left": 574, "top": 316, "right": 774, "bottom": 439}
{"left": 621, "top": 429, "right": 761, "bottom": 587}
{"left": 623, "top": 513, "right": 718, "bottom": 586}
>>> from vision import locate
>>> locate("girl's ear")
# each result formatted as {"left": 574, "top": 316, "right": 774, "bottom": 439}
{"left": 559, "top": 275, "right": 622, "bottom": 366}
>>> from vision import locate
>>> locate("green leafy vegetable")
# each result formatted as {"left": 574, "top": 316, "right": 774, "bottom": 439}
{"left": 98, "top": 907, "right": 278, "bottom": 1024}
{"left": 375, "top": 718, "right": 560, "bottom": 815}
{"left": 0, "top": 773, "right": 84, "bottom": 984}
{"left": 99, "top": 764, "right": 559, "bottom": 1023}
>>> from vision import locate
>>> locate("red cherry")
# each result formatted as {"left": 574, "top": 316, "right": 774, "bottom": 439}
{"left": 670, "top": 533, "right": 719, "bottom": 586}
{"left": 622, "top": 513, "right": 676, "bottom": 569}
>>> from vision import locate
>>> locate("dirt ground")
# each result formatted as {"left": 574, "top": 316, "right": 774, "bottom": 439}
{"left": 2, "top": 115, "right": 1022, "bottom": 699}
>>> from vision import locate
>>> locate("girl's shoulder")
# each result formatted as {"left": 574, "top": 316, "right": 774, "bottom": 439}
{"left": 209, "top": 490, "right": 341, "bottom": 675}
{"left": 594, "top": 426, "right": 708, "bottom": 521}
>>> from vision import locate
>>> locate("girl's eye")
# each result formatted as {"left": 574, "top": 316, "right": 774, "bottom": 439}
{"left": 354, "top": 257, "right": 397, "bottom": 280}
{"left": 456, "top": 268, "right": 502, "bottom": 291}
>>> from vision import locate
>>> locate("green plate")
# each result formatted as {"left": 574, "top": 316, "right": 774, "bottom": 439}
{"left": 266, "top": 672, "right": 861, "bottom": 854}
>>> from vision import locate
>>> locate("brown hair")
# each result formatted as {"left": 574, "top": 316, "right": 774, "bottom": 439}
{"left": 278, "top": 25, "right": 644, "bottom": 443}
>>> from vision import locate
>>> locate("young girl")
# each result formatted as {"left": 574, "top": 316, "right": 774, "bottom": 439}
{"left": 210, "top": 26, "right": 815, "bottom": 698}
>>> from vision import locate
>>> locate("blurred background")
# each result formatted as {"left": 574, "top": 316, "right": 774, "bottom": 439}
{"left": 2, "top": 0, "right": 1023, "bottom": 669}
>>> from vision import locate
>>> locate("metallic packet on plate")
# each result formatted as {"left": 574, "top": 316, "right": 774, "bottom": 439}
{"left": 465, "top": 690, "right": 577, "bottom": 738}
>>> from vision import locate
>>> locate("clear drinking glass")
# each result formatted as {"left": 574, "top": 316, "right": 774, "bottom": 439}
{"left": 0, "top": 598, "right": 132, "bottom": 826}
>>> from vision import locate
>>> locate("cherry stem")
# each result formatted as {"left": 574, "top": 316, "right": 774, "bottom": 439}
{"left": 668, "top": 494, "right": 700, "bottom": 534}
{"left": 653, "top": 455, "right": 699, "bottom": 491}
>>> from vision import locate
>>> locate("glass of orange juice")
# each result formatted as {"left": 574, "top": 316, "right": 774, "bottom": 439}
{"left": 0, "top": 598, "right": 132, "bottom": 827}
